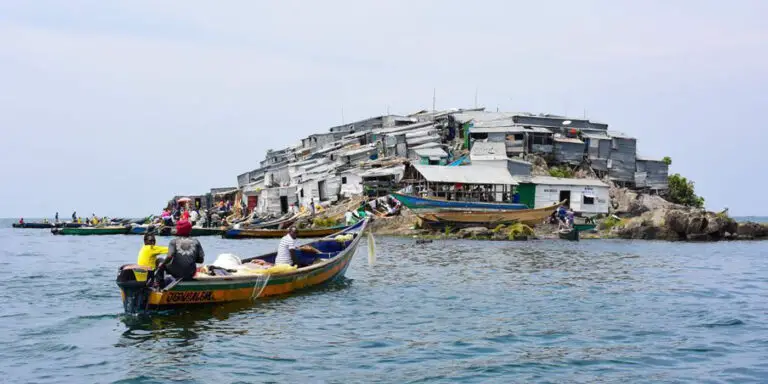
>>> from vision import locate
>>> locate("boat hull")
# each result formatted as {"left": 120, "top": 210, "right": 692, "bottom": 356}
{"left": 390, "top": 192, "right": 529, "bottom": 212}
{"left": 559, "top": 228, "right": 579, "bottom": 241}
{"left": 573, "top": 223, "right": 596, "bottom": 232}
{"left": 12, "top": 223, "right": 54, "bottom": 229}
{"left": 222, "top": 226, "right": 347, "bottom": 239}
{"left": 417, "top": 202, "right": 561, "bottom": 227}
{"left": 130, "top": 226, "right": 223, "bottom": 237}
{"left": 117, "top": 220, "right": 368, "bottom": 313}
{"left": 52, "top": 226, "right": 130, "bottom": 235}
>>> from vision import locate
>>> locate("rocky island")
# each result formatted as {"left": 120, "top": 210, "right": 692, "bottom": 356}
{"left": 181, "top": 106, "right": 765, "bottom": 242}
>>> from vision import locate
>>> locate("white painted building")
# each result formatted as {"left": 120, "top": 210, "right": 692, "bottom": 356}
{"left": 517, "top": 176, "right": 610, "bottom": 215}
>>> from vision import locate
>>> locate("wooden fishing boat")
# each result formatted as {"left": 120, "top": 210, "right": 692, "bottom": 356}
{"left": 12, "top": 222, "right": 54, "bottom": 229}
{"left": 241, "top": 212, "right": 303, "bottom": 230}
{"left": 390, "top": 192, "right": 529, "bottom": 213}
{"left": 222, "top": 225, "right": 349, "bottom": 239}
{"left": 417, "top": 201, "right": 564, "bottom": 227}
{"left": 51, "top": 226, "right": 130, "bottom": 235}
{"left": 116, "top": 218, "right": 370, "bottom": 314}
{"left": 558, "top": 228, "right": 579, "bottom": 241}
{"left": 129, "top": 225, "right": 223, "bottom": 237}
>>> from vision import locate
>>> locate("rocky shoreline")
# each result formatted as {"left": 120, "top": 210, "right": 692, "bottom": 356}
{"left": 363, "top": 193, "right": 768, "bottom": 242}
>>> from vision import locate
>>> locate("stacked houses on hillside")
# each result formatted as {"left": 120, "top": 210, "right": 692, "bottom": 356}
{"left": 230, "top": 107, "right": 669, "bottom": 217}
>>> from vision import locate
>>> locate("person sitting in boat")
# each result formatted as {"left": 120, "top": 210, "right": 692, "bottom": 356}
{"left": 275, "top": 226, "right": 320, "bottom": 267}
{"left": 19, "top": 218, "right": 24, "bottom": 225}
{"left": 155, "top": 220, "right": 205, "bottom": 286}
{"left": 161, "top": 208, "right": 173, "bottom": 226}
{"left": 137, "top": 233, "right": 169, "bottom": 269}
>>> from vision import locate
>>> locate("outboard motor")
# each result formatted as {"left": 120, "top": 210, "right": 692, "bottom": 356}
{"left": 116, "top": 265, "right": 154, "bottom": 314}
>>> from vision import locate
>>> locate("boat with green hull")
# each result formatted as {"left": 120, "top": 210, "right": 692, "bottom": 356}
{"left": 573, "top": 223, "right": 597, "bottom": 232}
{"left": 52, "top": 226, "right": 130, "bottom": 236}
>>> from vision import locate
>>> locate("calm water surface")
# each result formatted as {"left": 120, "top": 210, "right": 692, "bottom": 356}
{"left": 1, "top": 220, "right": 767, "bottom": 383}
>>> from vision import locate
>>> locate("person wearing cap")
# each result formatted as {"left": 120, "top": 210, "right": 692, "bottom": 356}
{"left": 155, "top": 220, "right": 205, "bottom": 285}
{"left": 136, "top": 233, "right": 168, "bottom": 269}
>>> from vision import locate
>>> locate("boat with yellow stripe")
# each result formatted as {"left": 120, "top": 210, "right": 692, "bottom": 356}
{"left": 116, "top": 218, "right": 369, "bottom": 314}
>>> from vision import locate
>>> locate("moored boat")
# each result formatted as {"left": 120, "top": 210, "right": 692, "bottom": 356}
{"left": 558, "top": 228, "right": 579, "bottom": 241}
{"left": 417, "top": 201, "right": 564, "bottom": 227}
{"left": 52, "top": 226, "right": 131, "bottom": 235}
{"left": 116, "top": 218, "right": 370, "bottom": 314}
{"left": 12, "top": 222, "right": 54, "bottom": 229}
{"left": 130, "top": 225, "right": 223, "bottom": 237}
{"left": 390, "top": 192, "right": 529, "bottom": 213}
{"left": 222, "top": 225, "right": 349, "bottom": 239}
{"left": 573, "top": 223, "right": 597, "bottom": 232}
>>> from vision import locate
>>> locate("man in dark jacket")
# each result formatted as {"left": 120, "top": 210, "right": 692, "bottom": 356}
{"left": 155, "top": 220, "right": 204, "bottom": 285}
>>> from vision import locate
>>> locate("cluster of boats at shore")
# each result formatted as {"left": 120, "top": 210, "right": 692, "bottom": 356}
{"left": 12, "top": 214, "right": 351, "bottom": 240}
{"left": 12, "top": 192, "right": 595, "bottom": 314}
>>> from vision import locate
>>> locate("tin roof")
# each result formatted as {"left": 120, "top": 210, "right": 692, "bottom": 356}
{"left": 414, "top": 164, "right": 518, "bottom": 185}
{"left": 470, "top": 141, "right": 507, "bottom": 161}
{"left": 415, "top": 147, "right": 448, "bottom": 158}
{"left": 470, "top": 125, "right": 552, "bottom": 134}
{"left": 517, "top": 176, "right": 609, "bottom": 187}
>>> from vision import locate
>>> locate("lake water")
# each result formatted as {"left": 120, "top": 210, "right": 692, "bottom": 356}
{"left": 1, "top": 219, "right": 767, "bottom": 383}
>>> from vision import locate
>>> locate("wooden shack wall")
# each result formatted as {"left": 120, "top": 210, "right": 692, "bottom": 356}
{"left": 608, "top": 137, "right": 637, "bottom": 182}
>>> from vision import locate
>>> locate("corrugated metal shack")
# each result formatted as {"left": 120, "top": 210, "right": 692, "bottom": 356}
{"left": 553, "top": 136, "right": 586, "bottom": 165}
{"left": 404, "top": 164, "right": 519, "bottom": 202}
{"left": 415, "top": 147, "right": 449, "bottom": 165}
{"left": 635, "top": 157, "right": 669, "bottom": 190}
{"left": 360, "top": 165, "right": 405, "bottom": 197}
{"left": 606, "top": 131, "right": 637, "bottom": 184}
{"left": 328, "top": 115, "right": 417, "bottom": 134}
{"left": 470, "top": 141, "right": 507, "bottom": 167}
{"left": 581, "top": 131, "right": 611, "bottom": 172}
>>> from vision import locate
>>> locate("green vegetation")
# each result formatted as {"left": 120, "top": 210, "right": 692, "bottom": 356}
{"left": 667, "top": 173, "right": 705, "bottom": 208}
{"left": 507, "top": 223, "right": 534, "bottom": 240}
{"left": 662, "top": 156, "right": 672, "bottom": 166}
{"left": 548, "top": 166, "right": 574, "bottom": 178}
{"left": 600, "top": 216, "right": 623, "bottom": 230}
{"left": 312, "top": 217, "right": 339, "bottom": 228}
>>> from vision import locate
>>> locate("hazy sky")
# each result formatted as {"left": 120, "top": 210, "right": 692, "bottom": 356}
{"left": 1, "top": 1, "right": 766, "bottom": 217}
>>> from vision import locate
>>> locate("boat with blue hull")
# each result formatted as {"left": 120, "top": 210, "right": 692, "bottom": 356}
{"left": 390, "top": 192, "right": 529, "bottom": 212}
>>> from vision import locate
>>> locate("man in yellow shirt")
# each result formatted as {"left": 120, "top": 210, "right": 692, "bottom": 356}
{"left": 137, "top": 233, "right": 169, "bottom": 269}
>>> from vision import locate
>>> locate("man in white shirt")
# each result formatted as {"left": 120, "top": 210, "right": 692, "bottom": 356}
{"left": 275, "top": 227, "right": 298, "bottom": 265}
{"left": 275, "top": 226, "right": 322, "bottom": 266}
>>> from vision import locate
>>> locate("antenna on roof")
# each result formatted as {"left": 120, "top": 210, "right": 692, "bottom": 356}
{"left": 341, "top": 105, "right": 345, "bottom": 124}
{"left": 474, "top": 87, "right": 478, "bottom": 108}
{"left": 432, "top": 88, "right": 436, "bottom": 111}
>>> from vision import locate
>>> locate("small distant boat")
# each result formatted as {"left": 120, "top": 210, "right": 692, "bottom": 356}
{"left": 417, "top": 201, "right": 564, "bottom": 227}
{"left": 222, "top": 225, "right": 349, "bottom": 239}
{"left": 115, "top": 218, "right": 370, "bottom": 314}
{"left": 12, "top": 222, "right": 54, "bottom": 229}
{"left": 390, "top": 192, "right": 529, "bottom": 213}
{"left": 558, "top": 228, "right": 579, "bottom": 241}
{"left": 51, "top": 226, "right": 130, "bottom": 235}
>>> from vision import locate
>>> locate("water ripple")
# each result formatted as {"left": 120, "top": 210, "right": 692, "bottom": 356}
{"left": 0, "top": 226, "right": 767, "bottom": 383}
